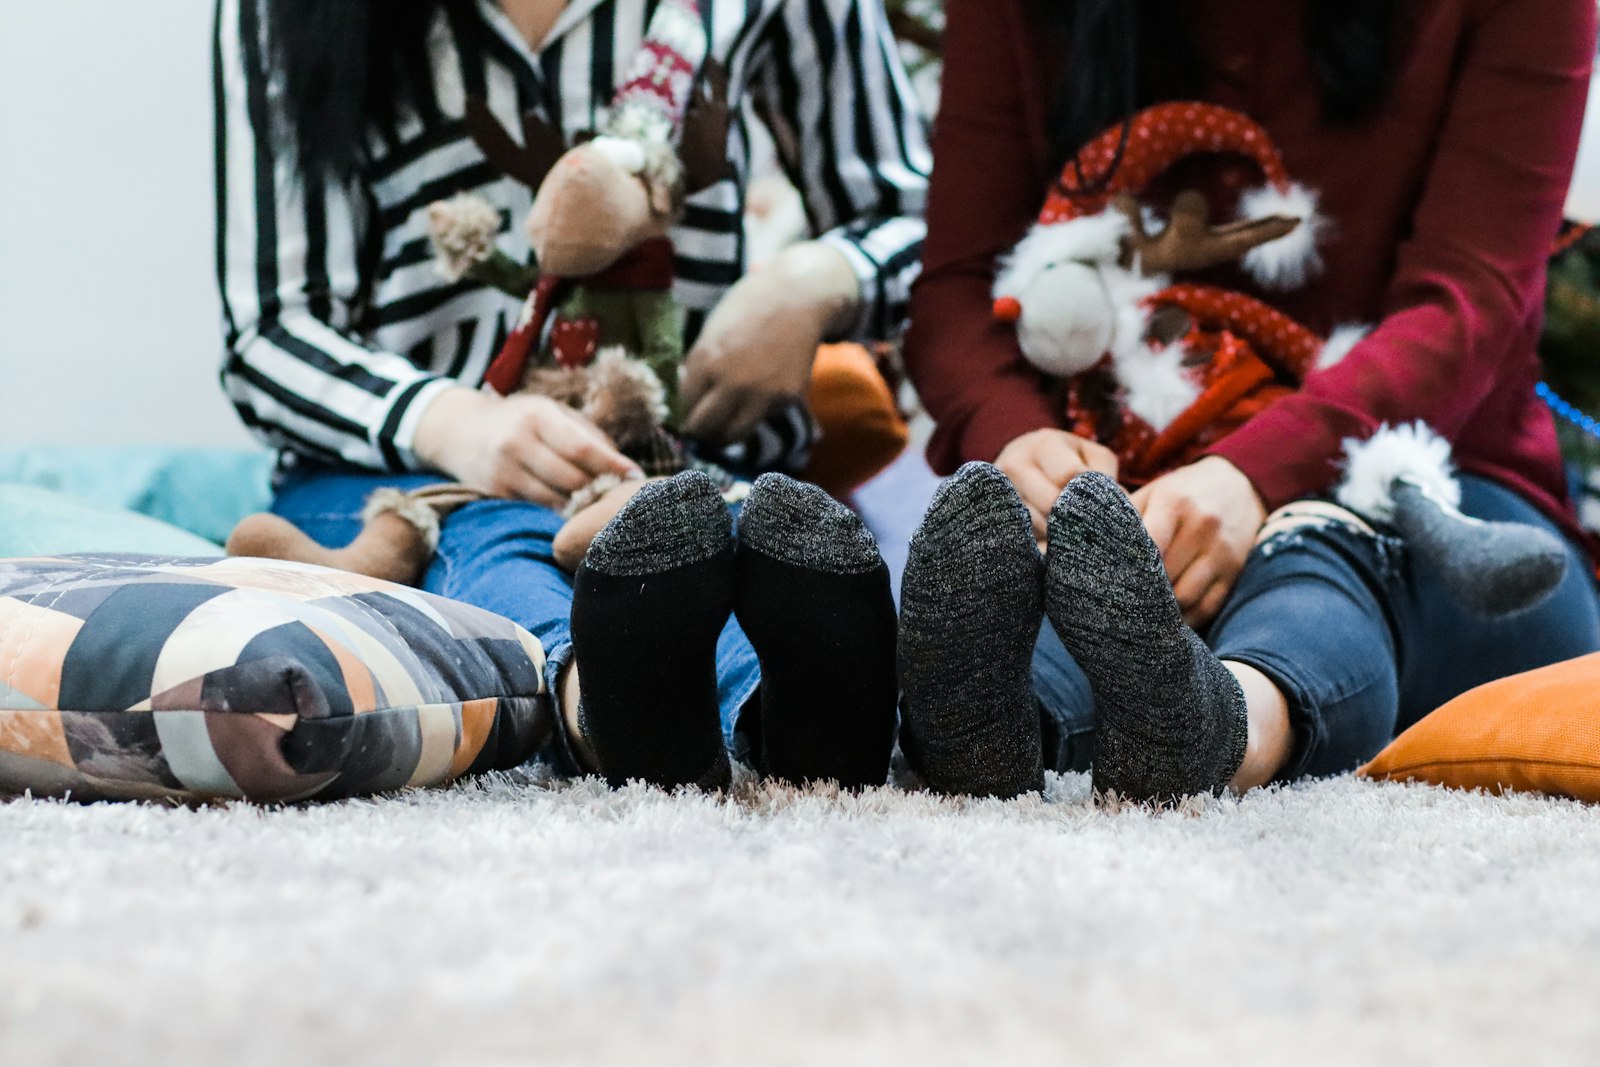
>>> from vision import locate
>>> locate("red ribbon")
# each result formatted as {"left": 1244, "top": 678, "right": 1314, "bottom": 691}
{"left": 480, "top": 239, "right": 677, "bottom": 395}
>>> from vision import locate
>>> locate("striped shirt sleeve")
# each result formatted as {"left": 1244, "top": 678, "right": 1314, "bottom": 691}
{"left": 754, "top": 0, "right": 931, "bottom": 342}
{"left": 214, "top": 0, "right": 455, "bottom": 472}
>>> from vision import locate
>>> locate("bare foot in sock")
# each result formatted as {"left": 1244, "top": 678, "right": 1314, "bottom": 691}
{"left": 570, "top": 471, "right": 735, "bottom": 789}
{"left": 898, "top": 463, "right": 1045, "bottom": 798}
{"left": 1045, "top": 471, "right": 1247, "bottom": 802}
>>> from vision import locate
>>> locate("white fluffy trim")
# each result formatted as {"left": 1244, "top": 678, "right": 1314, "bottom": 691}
{"left": 1102, "top": 264, "right": 1167, "bottom": 362}
{"left": 1115, "top": 342, "right": 1200, "bottom": 433}
{"left": 362, "top": 489, "right": 443, "bottom": 552}
{"left": 1315, "top": 323, "right": 1371, "bottom": 371}
{"left": 587, "top": 135, "right": 650, "bottom": 173}
{"left": 1335, "top": 422, "right": 1459, "bottom": 522}
{"left": 994, "top": 211, "right": 1130, "bottom": 299}
{"left": 1239, "top": 182, "right": 1329, "bottom": 291}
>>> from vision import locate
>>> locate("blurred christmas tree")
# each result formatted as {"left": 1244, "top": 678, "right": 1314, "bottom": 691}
{"left": 1541, "top": 225, "right": 1600, "bottom": 492}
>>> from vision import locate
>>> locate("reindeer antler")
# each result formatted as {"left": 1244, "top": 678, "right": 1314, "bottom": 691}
{"left": 1116, "top": 190, "right": 1300, "bottom": 277}
{"left": 464, "top": 96, "right": 568, "bottom": 191}
{"left": 679, "top": 60, "right": 734, "bottom": 195}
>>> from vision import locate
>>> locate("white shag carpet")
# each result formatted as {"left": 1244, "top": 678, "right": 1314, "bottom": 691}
{"left": 4, "top": 771, "right": 1600, "bottom": 1067}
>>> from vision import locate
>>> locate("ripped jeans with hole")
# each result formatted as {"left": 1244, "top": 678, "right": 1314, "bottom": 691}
{"left": 1033, "top": 475, "right": 1600, "bottom": 780}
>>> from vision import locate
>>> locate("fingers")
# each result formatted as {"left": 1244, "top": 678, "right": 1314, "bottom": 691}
{"left": 502, "top": 464, "right": 567, "bottom": 511}
{"left": 1033, "top": 434, "right": 1116, "bottom": 487}
{"left": 683, "top": 385, "right": 746, "bottom": 442}
{"left": 517, "top": 441, "right": 589, "bottom": 501}
{"left": 540, "top": 407, "right": 641, "bottom": 479}
{"left": 1161, "top": 506, "right": 1218, "bottom": 584}
{"left": 1180, "top": 574, "right": 1232, "bottom": 629}
{"left": 678, "top": 353, "right": 715, "bottom": 416}
{"left": 1027, "top": 503, "right": 1049, "bottom": 545}
{"left": 1138, "top": 494, "right": 1181, "bottom": 561}
{"left": 1171, "top": 554, "right": 1218, "bottom": 614}
{"left": 721, "top": 392, "right": 776, "bottom": 446}
{"left": 1005, "top": 463, "right": 1067, "bottom": 541}
{"left": 1032, "top": 441, "right": 1086, "bottom": 489}
{"left": 1199, "top": 581, "right": 1232, "bottom": 628}
{"left": 1076, "top": 439, "right": 1120, "bottom": 480}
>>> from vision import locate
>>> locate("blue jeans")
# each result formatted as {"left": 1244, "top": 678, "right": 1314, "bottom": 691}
{"left": 271, "top": 466, "right": 762, "bottom": 771}
{"left": 1034, "top": 476, "right": 1600, "bottom": 779}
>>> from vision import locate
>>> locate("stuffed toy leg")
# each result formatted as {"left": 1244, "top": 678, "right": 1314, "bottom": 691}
{"left": 1335, "top": 423, "right": 1568, "bottom": 618}
{"left": 226, "top": 479, "right": 666, "bottom": 581}
{"left": 226, "top": 485, "right": 483, "bottom": 586}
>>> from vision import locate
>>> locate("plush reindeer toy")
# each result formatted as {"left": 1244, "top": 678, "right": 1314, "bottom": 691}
{"left": 993, "top": 102, "right": 1568, "bottom": 618}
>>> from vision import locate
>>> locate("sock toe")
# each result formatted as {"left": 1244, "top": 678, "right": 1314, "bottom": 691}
{"left": 738, "top": 473, "right": 882, "bottom": 573}
{"left": 586, "top": 470, "right": 731, "bottom": 576}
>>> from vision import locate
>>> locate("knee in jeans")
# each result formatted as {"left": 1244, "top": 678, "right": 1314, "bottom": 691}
{"left": 1252, "top": 500, "right": 1404, "bottom": 576}
{"left": 435, "top": 500, "right": 566, "bottom": 566}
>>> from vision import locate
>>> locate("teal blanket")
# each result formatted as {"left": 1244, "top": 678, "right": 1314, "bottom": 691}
{"left": 0, "top": 446, "right": 274, "bottom": 546}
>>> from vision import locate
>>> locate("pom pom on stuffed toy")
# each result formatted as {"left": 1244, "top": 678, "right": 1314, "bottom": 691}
{"left": 428, "top": 194, "right": 504, "bottom": 282}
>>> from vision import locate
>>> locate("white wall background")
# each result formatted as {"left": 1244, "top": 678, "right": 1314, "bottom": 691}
{"left": 0, "top": 7, "right": 1597, "bottom": 448}
{"left": 0, "top": 0, "right": 250, "bottom": 447}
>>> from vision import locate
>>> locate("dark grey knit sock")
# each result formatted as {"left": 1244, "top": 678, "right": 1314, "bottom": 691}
{"left": 1045, "top": 472, "right": 1247, "bottom": 802}
{"left": 1391, "top": 480, "right": 1568, "bottom": 618}
{"left": 898, "top": 462, "right": 1045, "bottom": 798}
{"left": 571, "top": 471, "right": 734, "bottom": 789}
{"left": 735, "top": 474, "right": 897, "bottom": 788}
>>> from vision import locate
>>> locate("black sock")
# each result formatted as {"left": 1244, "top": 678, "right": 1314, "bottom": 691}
{"left": 1045, "top": 472, "right": 1247, "bottom": 802}
{"left": 897, "top": 463, "right": 1045, "bottom": 798}
{"left": 570, "top": 471, "right": 734, "bottom": 789}
{"left": 734, "top": 474, "right": 898, "bottom": 788}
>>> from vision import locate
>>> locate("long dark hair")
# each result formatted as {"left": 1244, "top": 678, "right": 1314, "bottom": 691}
{"left": 266, "top": 0, "right": 460, "bottom": 181}
{"left": 1037, "top": 0, "right": 1404, "bottom": 175}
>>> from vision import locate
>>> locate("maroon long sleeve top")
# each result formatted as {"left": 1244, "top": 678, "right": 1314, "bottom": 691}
{"left": 904, "top": 0, "right": 1598, "bottom": 557}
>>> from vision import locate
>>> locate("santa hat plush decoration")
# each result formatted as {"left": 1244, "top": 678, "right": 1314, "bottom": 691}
{"left": 1038, "top": 102, "right": 1328, "bottom": 290}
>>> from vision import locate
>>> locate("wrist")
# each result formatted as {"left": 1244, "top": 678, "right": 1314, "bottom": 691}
{"left": 770, "top": 241, "right": 862, "bottom": 338}
{"left": 413, "top": 386, "right": 497, "bottom": 471}
{"left": 1199, "top": 455, "right": 1267, "bottom": 522}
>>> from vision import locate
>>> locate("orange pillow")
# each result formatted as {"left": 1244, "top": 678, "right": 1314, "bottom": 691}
{"left": 803, "top": 343, "right": 910, "bottom": 497}
{"left": 1359, "top": 652, "right": 1600, "bottom": 801}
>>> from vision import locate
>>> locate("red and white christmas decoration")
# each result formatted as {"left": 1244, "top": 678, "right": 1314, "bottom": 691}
{"left": 1035, "top": 101, "right": 1328, "bottom": 291}
{"left": 991, "top": 102, "right": 1359, "bottom": 484}
{"left": 604, "top": 0, "right": 707, "bottom": 147}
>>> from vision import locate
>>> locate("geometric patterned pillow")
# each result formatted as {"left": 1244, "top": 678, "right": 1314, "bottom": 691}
{"left": 0, "top": 554, "right": 552, "bottom": 803}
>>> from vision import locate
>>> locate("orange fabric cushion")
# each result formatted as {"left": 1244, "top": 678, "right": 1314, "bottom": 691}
{"left": 1359, "top": 652, "right": 1600, "bottom": 801}
{"left": 803, "top": 343, "right": 910, "bottom": 497}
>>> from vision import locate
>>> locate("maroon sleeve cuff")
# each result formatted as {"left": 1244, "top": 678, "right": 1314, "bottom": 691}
{"left": 927, "top": 387, "right": 1062, "bottom": 476}
{"left": 1206, "top": 400, "right": 1374, "bottom": 511}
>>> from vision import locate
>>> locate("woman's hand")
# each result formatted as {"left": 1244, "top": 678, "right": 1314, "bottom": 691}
{"left": 414, "top": 387, "right": 643, "bottom": 510}
{"left": 679, "top": 241, "right": 861, "bottom": 445}
{"left": 1130, "top": 456, "right": 1267, "bottom": 628}
{"left": 995, "top": 428, "right": 1120, "bottom": 542}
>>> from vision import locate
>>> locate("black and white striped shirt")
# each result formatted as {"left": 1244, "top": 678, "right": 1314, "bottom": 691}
{"left": 214, "top": 0, "right": 929, "bottom": 474}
